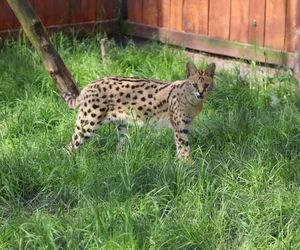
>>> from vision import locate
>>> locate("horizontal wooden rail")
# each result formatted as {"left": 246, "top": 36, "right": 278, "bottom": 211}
{"left": 0, "top": 19, "right": 119, "bottom": 41}
{"left": 124, "top": 21, "right": 295, "bottom": 68}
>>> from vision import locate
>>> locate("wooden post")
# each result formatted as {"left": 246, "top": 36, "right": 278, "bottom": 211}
{"left": 100, "top": 38, "right": 108, "bottom": 68}
{"left": 294, "top": 0, "right": 300, "bottom": 80}
{"left": 6, "top": 0, "right": 80, "bottom": 96}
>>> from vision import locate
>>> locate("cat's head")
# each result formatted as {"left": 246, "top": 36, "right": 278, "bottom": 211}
{"left": 186, "top": 62, "right": 216, "bottom": 99}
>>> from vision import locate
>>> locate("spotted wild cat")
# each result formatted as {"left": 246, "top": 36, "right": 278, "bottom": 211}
{"left": 63, "top": 62, "right": 216, "bottom": 160}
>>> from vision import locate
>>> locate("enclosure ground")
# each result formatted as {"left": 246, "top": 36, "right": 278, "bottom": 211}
{"left": 1, "top": 34, "right": 300, "bottom": 249}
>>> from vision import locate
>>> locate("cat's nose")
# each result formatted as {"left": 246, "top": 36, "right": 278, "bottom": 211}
{"left": 196, "top": 92, "right": 204, "bottom": 99}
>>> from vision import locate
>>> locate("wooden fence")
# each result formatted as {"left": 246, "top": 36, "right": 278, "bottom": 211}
{"left": 126, "top": 0, "right": 300, "bottom": 69}
{"left": 0, "top": 0, "right": 119, "bottom": 37}
{"left": 0, "top": 0, "right": 299, "bottom": 71}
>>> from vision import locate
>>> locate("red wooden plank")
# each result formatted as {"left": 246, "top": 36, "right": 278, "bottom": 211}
{"left": 296, "top": 0, "right": 300, "bottom": 51}
{"left": 208, "top": 0, "right": 231, "bottom": 39}
{"left": 182, "top": 0, "right": 209, "bottom": 35}
{"left": 248, "top": 0, "right": 266, "bottom": 46}
{"left": 285, "top": 0, "right": 297, "bottom": 51}
{"left": 265, "top": 0, "right": 286, "bottom": 50}
{"left": 0, "top": 0, "right": 15, "bottom": 30}
{"left": 230, "top": 0, "right": 250, "bottom": 43}
{"left": 80, "top": 0, "right": 97, "bottom": 22}
{"left": 42, "top": 0, "right": 56, "bottom": 26}
{"left": 69, "top": 0, "right": 83, "bottom": 24}
{"left": 97, "top": 0, "right": 118, "bottom": 20}
{"left": 158, "top": 0, "right": 170, "bottom": 28}
{"left": 53, "top": 1, "right": 69, "bottom": 24}
{"left": 293, "top": 0, "right": 300, "bottom": 77}
{"left": 170, "top": 0, "right": 183, "bottom": 31}
{"left": 142, "top": 0, "right": 158, "bottom": 26}
{"left": 127, "top": 0, "right": 142, "bottom": 22}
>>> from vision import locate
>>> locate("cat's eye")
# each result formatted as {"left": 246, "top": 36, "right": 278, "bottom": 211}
{"left": 204, "top": 83, "right": 209, "bottom": 89}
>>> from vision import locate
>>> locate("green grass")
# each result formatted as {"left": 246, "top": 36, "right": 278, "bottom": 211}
{"left": 1, "top": 33, "right": 300, "bottom": 249}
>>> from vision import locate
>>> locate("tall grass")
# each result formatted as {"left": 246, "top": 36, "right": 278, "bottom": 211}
{"left": 1, "top": 34, "right": 300, "bottom": 249}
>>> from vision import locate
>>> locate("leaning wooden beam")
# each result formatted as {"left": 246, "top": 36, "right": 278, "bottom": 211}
{"left": 6, "top": 0, "right": 80, "bottom": 96}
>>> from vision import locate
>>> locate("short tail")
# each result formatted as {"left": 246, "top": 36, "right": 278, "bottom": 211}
{"left": 62, "top": 92, "right": 80, "bottom": 109}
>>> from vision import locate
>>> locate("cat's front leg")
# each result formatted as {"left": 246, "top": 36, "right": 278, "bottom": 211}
{"left": 172, "top": 116, "right": 192, "bottom": 160}
{"left": 173, "top": 128, "right": 192, "bottom": 161}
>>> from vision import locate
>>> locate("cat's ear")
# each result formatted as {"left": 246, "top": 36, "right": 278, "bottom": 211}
{"left": 204, "top": 63, "right": 216, "bottom": 77}
{"left": 186, "top": 62, "right": 198, "bottom": 78}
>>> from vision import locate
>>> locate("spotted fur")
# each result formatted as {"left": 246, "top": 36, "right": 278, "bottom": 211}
{"left": 65, "top": 62, "right": 216, "bottom": 160}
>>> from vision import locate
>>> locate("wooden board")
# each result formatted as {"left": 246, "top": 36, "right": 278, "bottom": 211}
{"left": 182, "top": 0, "right": 209, "bottom": 35}
{"left": 285, "top": 0, "right": 297, "bottom": 51}
{"left": 54, "top": 1, "right": 69, "bottom": 24}
{"left": 208, "top": 0, "right": 231, "bottom": 39}
{"left": 158, "top": 0, "right": 170, "bottom": 28}
{"left": 80, "top": 0, "right": 97, "bottom": 22}
{"left": 31, "top": 0, "right": 56, "bottom": 26}
{"left": 248, "top": 0, "right": 266, "bottom": 46}
{"left": 170, "top": 0, "right": 183, "bottom": 31}
{"left": 125, "top": 21, "right": 295, "bottom": 67}
{"left": 296, "top": 0, "right": 300, "bottom": 51}
{"left": 230, "top": 0, "right": 250, "bottom": 43}
{"left": 68, "top": 0, "right": 83, "bottom": 24}
{"left": 142, "top": 0, "right": 158, "bottom": 26}
{"left": 0, "top": 0, "right": 15, "bottom": 30}
{"left": 264, "top": 0, "right": 286, "bottom": 50}
{"left": 102, "top": 0, "right": 118, "bottom": 19}
{"left": 127, "top": 0, "right": 142, "bottom": 22}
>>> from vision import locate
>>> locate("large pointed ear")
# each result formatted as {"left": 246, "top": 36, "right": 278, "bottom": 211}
{"left": 186, "top": 62, "right": 198, "bottom": 78}
{"left": 204, "top": 63, "right": 216, "bottom": 77}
